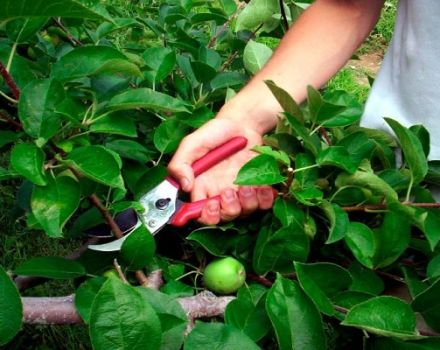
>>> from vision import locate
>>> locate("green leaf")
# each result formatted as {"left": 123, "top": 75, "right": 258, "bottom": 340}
{"left": 137, "top": 288, "right": 187, "bottom": 350}
{"left": 134, "top": 166, "right": 168, "bottom": 198}
{"left": 336, "top": 170, "right": 398, "bottom": 203}
{"left": 369, "top": 337, "right": 440, "bottom": 350}
{"left": 184, "top": 322, "right": 259, "bottom": 350}
{"left": 265, "top": 80, "right": 304, "bottom": 124}
{"left": 90, "top": 113, "right": 137, "bottom": 137}
{"left": 1, "top": 0, "right": 110, "bottom": 20}
{"left": 154, "top": 118, "right": 190, "bottom": 154}
{"left": 344, "top": 222, "right": 376, "bottom": 269}
{"left": 412, "top": 278, "right": 440, "bottom": 313}
{"left": 427, "top": 254, "right": 440, "bottom": 280}
{"left": 52, "top": 46, "right": 141, "bottom": 82}
{"left": 235, "top": 154, "right": 286, "bottom": 185}
{"left": 225, "top": 285, "right": 271, "bottom": 342}
{"left": 373, "top": 211, "right": 410, "bottom": 268}
{"left": 18, "top": 78, "right": 65, "bottom": 141}
{"left": 120, "top": 226, "right": 155, "bottom": 270}
{"left": 66, "top": 145, "right": 124, "bottom": 189}
{"left": 243, "top": 40, "right": 272, "bottom": 75}
{"left": 191, "top": 61, "right": 217, "bottom": 83}
{"left": 0, "top": 131, "right": 21, "bottom": 148}
{"left": 10, "top": 143, "right": 47, "bottom": 185}
{"left": 90, "top": 277, "right": 162, "bottom": 350}
{"left": 266, "top": 276, "right": 326, "bottom": 350}
{"left": 252, "top": 145, "right": 290, "bottom": 166}
{"left": 338, "top": 132, "right": 376, "bottom": 165}
{"left": 294, "top": 262, "right": 352, "bottom": 316}
{"left": 348, "top": 262, "right": 384, "bottom": 295}
{"left": 187, "top": 227, "right": 240, "bottom": 257}
{"left": 273, "top": 198, "right": 305, "bottom": 228}
{"left": 316, "top": 146, "right": 357, "bottom": 174}
{"left": 284, "top": 112, "right": 322, "bottom": 155}
{"left": 143, "top": 47, "right": 176, "bottom": 83}
{"left": 106, "top": 140, "right": 151, "bottom": 164}
{"left": 294, "top": 153, "right": 317, "bottom": 189}
{"left": 0, "top": 265, "right": 22, "bottom": 346}
{"left": 15, "top": 257, "right": 85, "bottom": 279}
{"left": 332, "top": 291, "right": 373, "bottom": 319}
{"left": 320, "top": 201, "right": 349, "bottom": 244}
{"left": 160, "top": 280, "right": 194, "bottom": 298}
{"left": 31, "top": 176, "right": 81, "bottom": 237}
{"left": 402, "top": 266, "right": 428, "bottom": 299}
{"left": 235, "top": 0, "right": 279, "bottom": 31}
{"left": 385, "top": 118, "right": 428, "bottom": 184}
{"left": 75, "top": 277, "right": 106, "bottom": 324}
{"left": 6, "top": 17, "right": 48, "bottom": 43}
{"left": 410, "top": 124, "right": 430, "bottom": 158}
{"left": 253, "top": 226, "right": 309, "bottom": 275}
{"left": 210, "top": 72, "right": 247, "bottom": 90}
{"left": 108, "top": 88, "right": 189, "bottom": 113}
{"left": 341, "top": 296, "right": 418, "bottom": 339}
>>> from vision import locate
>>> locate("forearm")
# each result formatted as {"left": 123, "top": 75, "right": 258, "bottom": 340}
{"left": 220, "top": 0, "right": 385, "bottom": 134}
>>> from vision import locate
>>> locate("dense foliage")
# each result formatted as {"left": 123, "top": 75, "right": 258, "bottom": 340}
{"left": 1, "top": 0, "right": 440, "bottom": 349}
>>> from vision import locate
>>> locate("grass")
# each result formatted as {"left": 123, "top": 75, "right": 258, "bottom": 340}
{"left": 0, "top": 154, "right": 91, "bottom": 350}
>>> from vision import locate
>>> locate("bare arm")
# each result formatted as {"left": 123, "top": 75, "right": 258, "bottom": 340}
{"left": 168, "top": 0, "right": 385, "bottom": 224}
{"left": 222, "top": 0, "right": 385, "bottom": 133}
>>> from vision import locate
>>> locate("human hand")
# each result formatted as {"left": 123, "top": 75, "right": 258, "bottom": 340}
{"left": 167, "top": 117, "right": 275, "bottom": 225}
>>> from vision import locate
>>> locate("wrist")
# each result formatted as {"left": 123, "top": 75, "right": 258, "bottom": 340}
{"left": 216, "top": 90, "right": 280, "bottom": 135}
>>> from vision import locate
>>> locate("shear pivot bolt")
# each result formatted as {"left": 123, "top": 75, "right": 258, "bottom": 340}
{"left": 155, "top": 198, "right": 170, "bottom": 210}
{"left": 148, "top": 219, "right": 157, "bottom": 228}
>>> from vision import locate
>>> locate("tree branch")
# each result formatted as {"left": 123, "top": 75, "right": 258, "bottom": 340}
{"left": 21, "top": 292, "right": 234, "bottom": 325}
{"left": 0, "top": 110, "right": 22, "bottom": 129}
{"left": 0, "top": 60, "right": 20, "bottom": 100}
{"left": 53, "top": 18, "right": 83, "bottom": 46}
{"left": 343, "top": 202, "right": 440, "bottom": 212}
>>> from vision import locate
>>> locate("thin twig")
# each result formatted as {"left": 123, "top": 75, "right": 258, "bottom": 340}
{"left": 0, "top": 60, "right": 20, "bottom": 99}
{"left": 208, "top": 3, "right": 245, "bottom": 48}
{"left": 279, "top": 0, "right": 289, "bottom": 31}
{"left": 0, "top": 110, "right": 22, "bottom": 129}
{"left": 246, "top": 273, "right": 273, "bottom": 287}
{"left": 113, "top": 259, "right": 129, "bottom": 283}
{"left": 319, "top": 127, "right": 332, "bottom": 145}
{"left": 53, "top": 18, "right": 83, "bottom": 46}
{"left": 343, "top": 202, "right": 440, "bottom": 212}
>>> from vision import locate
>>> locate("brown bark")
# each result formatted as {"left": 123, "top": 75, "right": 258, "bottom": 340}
{"left": 21, "top": 292, "right": 234, "bottom": 325}
{"left": 0, "top": 60, "right": 20, "bottom": 99}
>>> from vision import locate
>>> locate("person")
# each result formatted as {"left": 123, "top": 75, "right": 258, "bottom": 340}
{"left": 168, "top": 0, "right": 440, "bottom": 225}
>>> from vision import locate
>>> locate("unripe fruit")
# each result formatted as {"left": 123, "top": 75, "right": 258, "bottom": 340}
{"left": 203, "top": 257, "right": 246, "bottom": 294}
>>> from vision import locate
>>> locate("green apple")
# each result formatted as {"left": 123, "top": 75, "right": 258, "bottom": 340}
{"left": 203, "top": 257, "right": 246, "bottom": 294}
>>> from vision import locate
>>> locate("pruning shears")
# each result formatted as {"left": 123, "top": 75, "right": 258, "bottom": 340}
{"left": 88, "top": 136, "right": 248, "bottom": 252}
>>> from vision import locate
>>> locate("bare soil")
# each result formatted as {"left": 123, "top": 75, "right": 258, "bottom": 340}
{"left": 347, "top": 49, "right": 385, "bottom": 86}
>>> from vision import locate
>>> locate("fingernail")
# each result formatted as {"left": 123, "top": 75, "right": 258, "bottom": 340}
{"left": 208, "top": 201, "right": 219, "bottom": 215}
{"left": 240, "top": 187, "right": 253, "bottom": 197}
{"left": 181, "top": 177, "right": 190, "bottom": 191}
{"left": 222, "top": 189, "right": 235, "bottom": 202}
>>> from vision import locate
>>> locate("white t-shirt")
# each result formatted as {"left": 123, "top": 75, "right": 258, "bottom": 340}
{"left": 362, "top": 0, "right": 440, "bottom": 159}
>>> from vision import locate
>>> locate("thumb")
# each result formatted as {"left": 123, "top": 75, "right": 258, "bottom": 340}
{"left": 167, "top": 158, "right": 194, "bottom": 192}
{"left": 168, "top": 119, "right": 242, "bottom": 192}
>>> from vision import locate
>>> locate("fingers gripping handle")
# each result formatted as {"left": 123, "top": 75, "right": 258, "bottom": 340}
{"left": 170, "top": 196, "right": 220, "bottom": 227}
{"left": 169, "top": 136, "right": 247, "bottom": 226}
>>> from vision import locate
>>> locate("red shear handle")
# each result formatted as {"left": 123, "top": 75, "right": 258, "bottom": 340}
{"left": 167, "top": 136, "right": 248, "bottom": 188}
{"left": 170, "top": 196, "right": 220, "bottom": 227}
{"left": 191, "top": 136, "right": 247, "bottom": 177}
